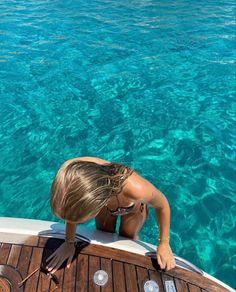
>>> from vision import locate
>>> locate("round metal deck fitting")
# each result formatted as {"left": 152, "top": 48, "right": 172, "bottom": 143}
{"left": 144, "top": 280, "right": 159, "bottom": 292}
{"left": 93, "top": 270, "right": 108, "bottom": 286}
{"left": 0, "top": 265, "right": 23, "bottom": 292}
{"left": 0, "top": 277, "right": 11, "bottom": 292}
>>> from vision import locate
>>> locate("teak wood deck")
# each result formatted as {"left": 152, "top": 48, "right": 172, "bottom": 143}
{"left": 0, "top": 236, "right": 230, "bottom": 292}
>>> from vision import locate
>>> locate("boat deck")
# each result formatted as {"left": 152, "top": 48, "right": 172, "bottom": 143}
{"left": 0, "top": 235, "right": 229, "bottom": 292}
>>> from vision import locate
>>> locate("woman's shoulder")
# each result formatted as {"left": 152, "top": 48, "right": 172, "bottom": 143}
{"left": 122, "top": 170, "right": 153, "bottom": 202}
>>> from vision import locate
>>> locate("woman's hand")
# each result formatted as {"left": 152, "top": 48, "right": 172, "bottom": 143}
{"left": 156, "top": 242, "right": 176, "bottom": 271}
{"left": 46, "top": 241, "right": 76, "bottom": 274}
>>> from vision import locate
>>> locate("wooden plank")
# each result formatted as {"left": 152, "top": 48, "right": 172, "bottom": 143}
{"left": 38, "top": 236, "right": 49, "bottom": 248}
{"left": 88, "top": 255, "right": 100, "bottom": 292}
{"left": 24, "top": 247, "right": 43, "bottom": 292}
{"left": 0, "top": 236, "right": 230, "bottom": 292}
{"left": 63, "top": 254, "right": 77, "bottom": 292}
{"left": 0, "top": 243, "right": 11, "bottom": 263}
{"left": 81, "top": 244, "right": 153, "bottom": 268}
{"left": 7, "top": 244, "right": 21, "bottom": 267}
{"left": 23, "top": 235, "right": 39, "bottom": 246}
{"left": 124, "top": 263, "right": 138, "bottom": 292}
{"left": 0, "top": 234, "right": 39, "bottom": 246}
{"left": 41, "top": 237, "right": 65, "bottom": 291}
{"left": 136, "top": 266, "right": 149, "bottom": 292}
{"left": 149, "top": 269, "right": 164, "bottom": 291}
{"left": 37, "top": 270, "right": 51, "bottom": 291}
{"left": 113, "top": 260, "right": 126, "bottom": 292}
{"left": 174, "top": 278, "right": 189, "bottom": 292}
{"left": 35, "top": 239, "right": 230, "bottom": 292}
{"left": 101, "top": 257, "right": 113, "bottom": 292}
{"left": 76, "top": 254, "right": 88, "bottom": 291}
{"left": 54, "top": 264, "right": 65, "bottom": 292}
{"left": 188, "top": 283, "right": 202, "bottom": 292}
{"left": 17, "top": 245, "right": 33, "bottom": 279}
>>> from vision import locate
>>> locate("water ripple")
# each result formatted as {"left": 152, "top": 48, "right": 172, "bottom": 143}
{"left": 0, "top": 0, "right": 235, "bottom": 288}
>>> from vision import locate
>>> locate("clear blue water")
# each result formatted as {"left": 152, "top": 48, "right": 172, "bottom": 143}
{"left": 0, "top": 0, "right": 235, "bottom": 288}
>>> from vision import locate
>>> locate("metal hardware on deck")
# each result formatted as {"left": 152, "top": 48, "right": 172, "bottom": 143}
{"left": 0, "top": 277, "right": 11, "bottom": 292}
{"left": 0, "top": 265, "right": 23, "bottom": 292}
{"left": 164, "top": 280, "right": 176, "bottom": 292}
{"left": 144, "top": 280, "right": 159, "bottom": 292}
{"left": 0, "top": 233, "right": 233, "bottom": 292}
{"left": 38, "top": 230, "right": 91, "bottom": 243}
{"left": 93, "top": 270, "right": 108, "bottom": 286}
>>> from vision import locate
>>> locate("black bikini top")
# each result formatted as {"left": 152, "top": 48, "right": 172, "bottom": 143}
{"left": 106, "top": 195, "right": 135, "bottom": 216}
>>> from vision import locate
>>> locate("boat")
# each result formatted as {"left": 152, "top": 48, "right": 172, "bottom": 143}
{"left": 0, "top": 217, "right": 234, "bottom": 292}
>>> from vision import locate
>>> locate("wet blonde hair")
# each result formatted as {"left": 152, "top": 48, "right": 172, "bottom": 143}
{"left": 50, "top": 159, "right": 134, "bottom": 222}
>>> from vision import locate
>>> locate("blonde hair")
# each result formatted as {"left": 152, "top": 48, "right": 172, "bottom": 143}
{"left": 50, "top": 159, "right": 134, "bottom": 222}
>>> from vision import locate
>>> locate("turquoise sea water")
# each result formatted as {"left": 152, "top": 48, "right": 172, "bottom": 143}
{"left": 0, "top": 0, "right": 235, "bottom": 288}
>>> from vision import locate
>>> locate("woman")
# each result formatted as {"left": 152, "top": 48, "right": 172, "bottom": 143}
{"left": 46, "top": 156, "right": 176, "bottom": 273}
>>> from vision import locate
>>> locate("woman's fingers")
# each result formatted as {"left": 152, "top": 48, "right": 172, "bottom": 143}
{"left": 171, "top": 260, "right": 176, "bottom": 269}
{"left": 46, "top": 256, "right": 56, "bottom": 269}
{"left": 166, "top": 259, "right": 172, "bottom": 271}
{"left": 44, "top": 241, "right": 76, "bottom": 274}
{"left": 67, "top": 254, "right": 74, "bottom": 269}
{"left": 51, "top": 260, "right": 64, "bottom": 274}
{"left": 166, "top": 258, "right": 176, "bottom": 271}
{"left": 47, "top": 256, "right": 60, "bottom": 271}
{"left": 162, "top": 261, "right": 167, "bottom": 269}
{"left": 50, "top": 260, "right": 61, "bottom": 274}
{"left": 46, "top": 250, "right": 58, "bottom": 263}
{"left": 157, "top": 254, "right": 164, "bottom": 269}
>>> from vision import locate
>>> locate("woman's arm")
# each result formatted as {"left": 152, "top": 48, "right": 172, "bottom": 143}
{"left": 124, "top": 172, "right": 170, "bottom": 243}
{"left": 65, "top": 221, "right": 77, "bottom": 241}
{"left": 124, "top": 171, "right": 176, "bottom": 270}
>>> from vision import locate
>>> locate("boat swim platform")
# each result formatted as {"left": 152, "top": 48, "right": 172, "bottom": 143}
{"left": 0, "top": 217, "right": 234, "bottom": 292}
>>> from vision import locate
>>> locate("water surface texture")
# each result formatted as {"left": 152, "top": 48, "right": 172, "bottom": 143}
{"left": 0, "top": 0, "right": 235, "bottom": 288}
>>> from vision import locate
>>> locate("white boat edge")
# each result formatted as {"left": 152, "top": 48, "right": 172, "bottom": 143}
{"left": 0, "top": 217, "right": 235, "bottom": 292}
